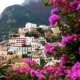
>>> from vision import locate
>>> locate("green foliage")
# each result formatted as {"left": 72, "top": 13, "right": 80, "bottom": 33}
{"left": 40, "top": 41, "right": 46, "bottom": 46}
{"left": 25, "top": 32, "right": 39, "bottom": 38}
{"left": 37, "top": 28, "right": 44, "bottom": 34}
{"left": 43, "top": 0, "right": 51, "bottom": 6}
{"left": 0, "top": 64, "right": 11, "bottom": 79}
{"left": 40, "top": 57, "right": 46, "bottom": 67}
{"left": 50, "top": 35, "right": 62, "bottom": 42}
{"left": 46, "top": 35, "right": 62, "bottom": 43}
{"left": 25, "top": 32, "right": 30, "bottom": 36}
{"left": 46, "top": 37, "right": 52, "bottom": 42}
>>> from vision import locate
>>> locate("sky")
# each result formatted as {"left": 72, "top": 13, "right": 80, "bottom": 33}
{"left": 0, "top": 0, "right": 24, "bottom": 14}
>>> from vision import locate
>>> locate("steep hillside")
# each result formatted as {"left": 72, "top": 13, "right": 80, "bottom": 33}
{"left": 0, "top": 0, "right": 52, "bottom": 34}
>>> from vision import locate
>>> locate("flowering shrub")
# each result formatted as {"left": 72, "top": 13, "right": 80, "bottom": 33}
{"left": 44, "top": 0, "right": 80, "bottom": 61}
{"left": 44, "top": 43, "right": 54, "bottom": 55}
{"left": 65, "top": 62, "right": 80, "bottom": 80}
{"left": 49, "top": 13, "right": 60, "bottom": 26}
{"left": 0, "top": 59, "right": 80, "bottom": 80}
{"left": 43, "top": 0, "right": 80, "bottom": 79}
{"left": 0, "top": 59, "right": 66, "bottom": 80}
{"left": 24, "top": 59, "right": 36, "bottom": 67}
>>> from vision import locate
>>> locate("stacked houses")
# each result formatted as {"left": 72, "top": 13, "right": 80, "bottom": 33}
{"left": 0, "top": 22, "right": 61, "bottom": 66}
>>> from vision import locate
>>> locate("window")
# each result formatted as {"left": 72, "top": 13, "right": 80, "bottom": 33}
{"left": 17, "top": 48, "right": 18, "bottom": 52}
{"left": 24, "top": 48, "right": 26, "bottom": 52}
{"left": 22, "top": 48, "right": 23, "bottom": 52}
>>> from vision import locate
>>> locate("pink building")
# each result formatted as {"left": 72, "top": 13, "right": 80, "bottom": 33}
{"left": 15, "top": 37, "right": 26, "bottom": 47}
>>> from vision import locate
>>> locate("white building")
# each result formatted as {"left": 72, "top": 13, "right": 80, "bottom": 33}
{"left": 9, "top": 38, "right": 16, "bottom": 46}
{"left": 38, "top": 46, "right": 45, "bottom": 57}
{"left": 51, "top": 27, "right": 60, "bottom": 36}
{"left": 8, "top": 36, "right": 44, "bottom": 52}
{"left": 9, "top": 37, "right": 35, "bottom": 47}
{"left": 38, "top": 25, "right": 49, "bottom": 30}
{"left": 25, "top": 22, "right": 37, "bottom": 32}
{"left": 31, "top": 42, "right": 41, "bottom": 51}
{"left": 9, "top": 37, "right": 25, "bottom": 47}
{"left": 32, "top": 55, "right": 40, "bottom": 65}
{"left": 0, "top": 46, "right": 8, "bottom": 56}
{"left": 8, "top": 47, "right": 16, "bottom": 53}
{"left": 15, "top": 37, "right": 26, "bottom": 47}
{"left": 15, "top": 47, "right": 31, "bottom": 54}
{"left": 9, "top": 38, "right": 16, "bottom": 43}
{"left": 26, "top": 37, "right": 35, "bottom": 45}
{"left": 8, "top": 47, "right": 31, "bottom": 55}
{"left": 18, "top": 28, "right": 29, "bottom": 37}
{"left": 39, "top": 37, "right": 46, "bottom": 42}
{"left": 31, "top": 51, "right": 40, "bottom": 65}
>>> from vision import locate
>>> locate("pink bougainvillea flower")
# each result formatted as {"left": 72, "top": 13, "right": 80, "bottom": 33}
{"left": 60, "top": 54, "right": 67, "bottom": 65}
{"left": 51, "top": 8, "right": 58, "bottom": 14}
{"left": 49, "top": 14, "right": 60, "bottom": 27}
{"left": 61, "top": 35, "right": 72, "bottom": 46}
{"left": 71, "top": 62, "right": 80, "bottom": 72}
{"left": 30, "top": 69, "right": 36, "bottom": 77}
{"left": 30, "top": 60, "right": 36, "bottom": 66}
{"left": 70, "top": 2, "right": 76, "bottom": 7}
{"left": 8, "top": 66, "right": 14, "bottom": 71}
{"left": 53, "top": 51, "right": 57, "bottom": 56}
{"left": 76, "top": 69, "right": 80, "bottom": 77}
{"left": 66, "top": 62, "right": 80, "bottom": 79}
{"left": 65, "top": 69, "right": 71, "bottom": 77}
{"left": 76, "top": 3, "right": 80, "bottom": 10}
{"left": 38, "top": 74, "right": 44, "bottom": 80}
{"left": 24, "top": 59, "right": 30, "bottom": 64}
{"left": 49, "top": 14, "right": 60, "bottom": 26}
{"left": 24, "top": 59, "right": 36, "bottom": 66}
{"left": 44, "top": 43, "right": 54, "bottom": 55}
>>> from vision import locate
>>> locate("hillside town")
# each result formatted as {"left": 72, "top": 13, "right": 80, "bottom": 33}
{"left": 0, "top": 0, "right": 80, "bottom": 79}
{"left": 0, "top": 22, "right": 61, "bottom": 67}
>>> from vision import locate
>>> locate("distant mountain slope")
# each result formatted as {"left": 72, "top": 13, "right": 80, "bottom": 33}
{"left": 22, "top": 0, "right": 51, "bottom": 24}
{"left": 0, "top": 0, "right": 52, "bottom": 33}
{"left": 22, "top": 0, "right": 41, "bottom": 5}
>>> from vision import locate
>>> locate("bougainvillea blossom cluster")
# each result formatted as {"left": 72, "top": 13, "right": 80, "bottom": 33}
{"left": 65, "top": 62, "right": 80, "bottom": 80}
{"left": 44, "top": 43, "right": 54, "bottom": 55}
{"left": 49, "top": 8, "right": 60, "bottom": 26}
{"left": 61, "top": 34, "right": 80, "bottom": 46}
